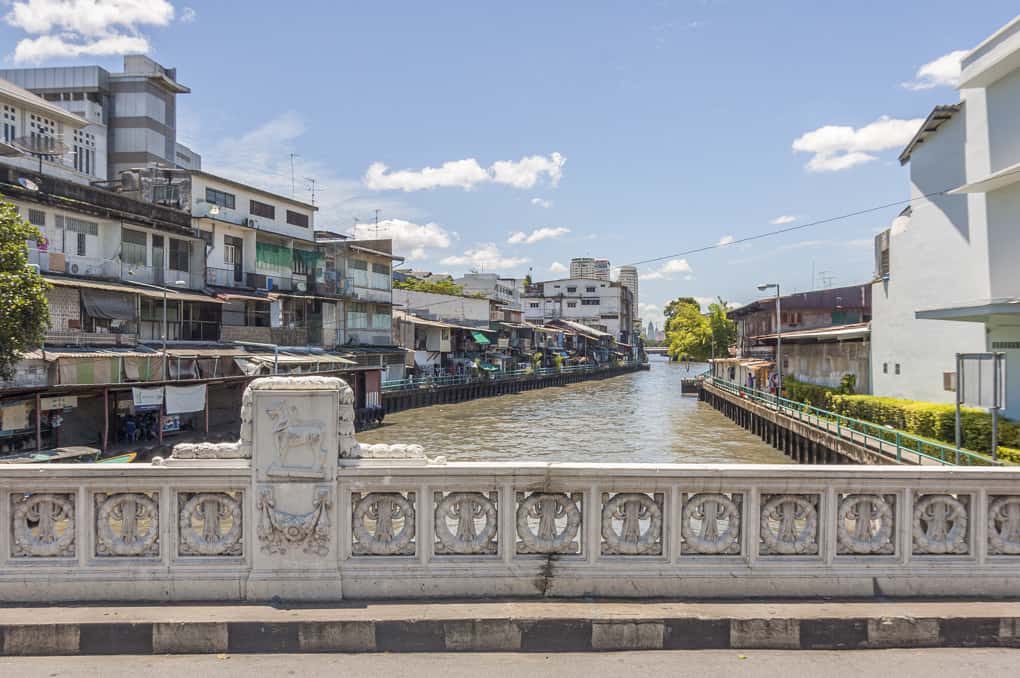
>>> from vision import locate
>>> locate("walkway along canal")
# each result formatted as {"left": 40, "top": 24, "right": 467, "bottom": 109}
{"left": 360, "top": 358, "right": 792, "bottom": 463}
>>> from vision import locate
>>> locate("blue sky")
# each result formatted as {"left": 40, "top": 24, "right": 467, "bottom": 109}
{"left": 1, "top": 1, "right": 1016, "bottom": 323}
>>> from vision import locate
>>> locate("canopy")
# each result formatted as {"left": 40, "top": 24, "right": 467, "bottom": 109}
{"left": 477, "top": 362, "right": 498, "bottom": 371}
{"left": 471, "top": 331, "right": 491, "bottom": 345}
{"left": 80, "top": 288, "right": 136, "bottom": 320}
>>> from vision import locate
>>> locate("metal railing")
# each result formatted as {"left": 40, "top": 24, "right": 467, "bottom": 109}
{"left": 706, "top": 376, "right": 995, "bottom": 466}
{"left": 382, "top": 361, "right": 638, "bottom": 392}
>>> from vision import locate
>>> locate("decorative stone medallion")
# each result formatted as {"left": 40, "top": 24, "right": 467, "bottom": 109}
{"left": 516, "top": 492, "right": 582, "bottom": 555}
{"left": 256, "top": 485, "right": 332, "bottom": 556}
{"left": 352, "top": 492, "right": 416, "bottom": 556}
{"left": 12, "top": 492, "right": 76, "bottom": 558}
{"left": 434, "top": 491, "right": 498, "bottom": 555}
{"left": 178, "top": 492, "right": 243, "bottom": 557}
{"left": 759, "top": 493, "right": 819, "bottom": 556}
{"left": 95, "top": 492, "right": 160, "bottom": 557}
{"left": 912, "top": 493, "right": 969, "bottom": 555}
{"left": 681, "top": 492, "right": 742, "bottom": 555}
{"left": 601, "top": 492, "right": 663, "bottom": 556}
{"left": 989, "top": 496, "right": 1020, "bottom": 556}
{"left": 837, "top": 494, "right": 895, "bottom": 555}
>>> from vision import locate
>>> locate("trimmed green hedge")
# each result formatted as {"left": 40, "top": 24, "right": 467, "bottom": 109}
{"left": 827, "top": 393, "right": 1020, "bottom": 459}
{"left": 782, "top": 376, "right": 839, "bottom": 409}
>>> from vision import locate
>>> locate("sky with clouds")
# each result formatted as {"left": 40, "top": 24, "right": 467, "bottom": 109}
{"left": 0, "top": 1, "right": 1015, "bottom": 324}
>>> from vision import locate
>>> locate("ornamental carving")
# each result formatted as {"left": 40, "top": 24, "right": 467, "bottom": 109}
{"left": 434, "top": 492, "right": 497, "bottom": 555}
{"left": 837, "top": 494, "right": 895, "bottom": 555}
{"left": 682, "top": 493, "right": 741, "bottom": 555}
{"left": 352, "top": 492, "right": 416, "bottom": 556}
{"left": 12, "top": 493, "right": 75, "bottom": 558}
{"left": 256, "top": 486, "right": 332, "bottom": 556}
{"left": 913, "top": 494, "right": 968, "bottom": 555}
{"left": 759, "top": 494, "right": 818, "bottom": 556}
{"left": 601, "top": 492, "right": 663, "bottom": 556}
{"left": 178, "top": 492, "right": 243, "bottom": 557}
{"left": 989, "top": 496, "right": 1020, "bottom": 556}
{"left": 95, "top": 492, "right": 160, "bottom": 557}
{"left": 516, "top": 492, "right": 582, "bottom": 555}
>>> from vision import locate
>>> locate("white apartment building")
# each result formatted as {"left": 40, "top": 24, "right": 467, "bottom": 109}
{"left": 523, "top": 277, "right": 635, "bottom": 343}
{"left": 871, "top": 14, "right": 1020, "bottom": 418}
{"left": 454, "top": 273, "right": 523, "bottom": 310}
{"left": 0, "top": 78, "right": 104, "bottom": 183}
{"left": 569, "top": 257, "right": 610, "bottom": 281}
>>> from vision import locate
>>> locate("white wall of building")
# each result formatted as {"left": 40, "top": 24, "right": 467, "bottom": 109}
{"left": 392, "top": 289, "right": 490, "bottom": 325}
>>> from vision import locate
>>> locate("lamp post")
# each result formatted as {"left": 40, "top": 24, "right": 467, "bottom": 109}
{"left": 126, "top": 274, "right": 187, "bottom": 364}
{"left": 757, "top": 283, "right": 781, "bottom": 395}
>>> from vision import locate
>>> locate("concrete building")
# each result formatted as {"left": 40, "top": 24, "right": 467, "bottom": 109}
{"left": 0, "top": 78, "right": 102, "bottom": 183}
{"left": 523, "top": 277, "right": 636, "bottom": 344}
{"left": 871, "top": 15, "right": 1020, "bottom": 417}
{"left": 569, "top": 257, "right": 610, "bottom": 281}
{"left": 617, "top": 265, "right": 639, "bottom": 332}
{"left": 454, "top": 273, "right": 523, "bottom": 311}
{"left": 0, "top": 55, "right": 197, "bottom": 179}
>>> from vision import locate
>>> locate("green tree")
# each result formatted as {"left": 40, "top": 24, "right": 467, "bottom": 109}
{"left": 393, "top": 277, "right": 465, "bottom": 296}
{"left": 706, "top": 297, "right": 736, "bottom": 359}
{"left": 0, "top": 202, "right": 48, "bottom": 380}
{"left": 665, "top": 298, "right": 710, "bottom": 360}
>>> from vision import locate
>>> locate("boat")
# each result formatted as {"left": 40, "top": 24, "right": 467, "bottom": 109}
{"left": 96, "top": 452, "right": 137, "bottom": 464}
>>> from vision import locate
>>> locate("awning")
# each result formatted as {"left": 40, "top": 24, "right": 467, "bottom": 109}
{"left": 499, "top": 322, "right": 531, "bottom": 330}
{"left": 243, "top": 353, "right": 358, "bottom": 367}
{"left": 80, "top": 288, "right": 137, "bottom": 320}
{"left": 216, "top": 291, "right": 270, "bottom": 303}
{"left": 478, "top": 363, "right": 498, "bottom": 371}
{"left": 44, "top": 276, "right": 223, "bottom": 304}
{"left": 405, "top": 316, "right": 457, "bottom": 329}
{"left": 471, "top": 331, "right": 491, "bottom": 344}
{"left": 164, "top": 347, "right": 248, "bottom": 357}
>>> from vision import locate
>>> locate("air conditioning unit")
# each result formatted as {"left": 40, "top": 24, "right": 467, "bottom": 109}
{"left": 70, "top": 263, "right": 80, "bottom": 274}
{"left": 245, "top": 218, "right": 257, "bottom": 228}
{"left": 295, "top": 280, "right": 307, "bottom": 292}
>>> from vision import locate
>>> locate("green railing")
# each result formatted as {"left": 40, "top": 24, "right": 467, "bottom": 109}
{"left": 706, "top": 376, "right": 996, "bottom": 467}
{"left": 382, "top": 361, "right": 637, "bottom": 392}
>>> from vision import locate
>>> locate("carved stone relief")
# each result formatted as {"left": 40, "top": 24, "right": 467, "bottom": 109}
{"left": 912, "top": 493, "right": 969, "bottom": 555}
{"left": 681, "top": 492, "right": 742, "bottom": 555}
{"left": 178, "top": 492, "right": 243, "bottom": 557}
{"left": 12, "top": 492, "right": 75, "bottom": 558}
{"left": 434, "top": 491, "right": 498, "bottom": 555}
{"left": 256, "top": 485, "right": 332, "bottom": 556}
{"left": 516, "top": 492, "right": 582, "bottom": 555}
{"left": 989, "top": 496, "right": 1020, "bottom": 556}
{"left": 837, "top": 494, "right": 895, "bottom": 555}
{"left": 352, "top": 492, "right": 417, "bottom": 556}
{"left": 601, "top": 492, "right": 663, "bottom": 556}
{"left": 95, "top": 492, "right": 160, "bottom": 557}
{"left": 759, "top": 493, "right": 819, "bottom": 556}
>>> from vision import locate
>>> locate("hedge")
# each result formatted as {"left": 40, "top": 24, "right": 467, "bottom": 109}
{"left": 782, "top": 376, "right": 839, "bottom": 409}
{"left": 827, "top": 393, "right": 1020, "bottom": 459}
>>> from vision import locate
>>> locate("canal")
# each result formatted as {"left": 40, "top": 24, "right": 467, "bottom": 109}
{"left": 358, "top": 357, "right": 792, "bottom": 463}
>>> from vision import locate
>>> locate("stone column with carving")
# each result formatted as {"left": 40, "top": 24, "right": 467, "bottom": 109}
{"left": 246, "top": 376, "right": 346, "bottom": 600}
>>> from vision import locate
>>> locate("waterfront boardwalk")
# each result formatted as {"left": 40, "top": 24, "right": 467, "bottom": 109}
{"left": 701, "top": 379, "right": 986, "bottom": 466}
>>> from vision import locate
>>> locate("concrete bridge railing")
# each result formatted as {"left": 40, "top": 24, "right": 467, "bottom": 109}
{"left": 2, "top": 376, "right": 1020, "bottom": 602}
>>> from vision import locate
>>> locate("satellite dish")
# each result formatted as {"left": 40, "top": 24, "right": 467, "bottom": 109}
{"left": 208, "top": 205, "right": 220, "bottom": 215}
{"left": 11, "top": 135, "right": 71, "bottom": 158}
{"left": 17, "top": 177, "right": 39, "bottom": 192}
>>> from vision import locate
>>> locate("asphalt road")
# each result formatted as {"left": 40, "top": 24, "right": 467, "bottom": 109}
{"left": 2, "top": 650, "right": 1018, "bottom": 678}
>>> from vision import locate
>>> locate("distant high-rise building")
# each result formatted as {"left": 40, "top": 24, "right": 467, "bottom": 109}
{"left": 593, "top": 258, "right": 610, "bottom": 281}
{"left": 618, "top": 265, "right": 639, "bottom": 318}
{"left": 570, "top": 257, "right": 595, "bottom": 278}
{"left": 647, "top": 321, "right": 655, "bottom": 337}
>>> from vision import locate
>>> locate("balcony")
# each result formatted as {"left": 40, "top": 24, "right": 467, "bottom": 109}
{"left": 44, "top": 330, "right": 137, "bottom": 347}
{"left": 140, "top": 319, "right": 220, "bottom": 342}
{"left": 207, "top": 266, "right": 247, "bottom": 288}
{"left": 121, "top": 265, "right": 204, "bottom": 290}
{"left": 311, "top": 272, "right": 352, "bottom": 298}
{"left": 349, "top": 284, "right": 392, "bottom": 304}
{"left": 246, "top": 272, "right": 312, "bottom": 294}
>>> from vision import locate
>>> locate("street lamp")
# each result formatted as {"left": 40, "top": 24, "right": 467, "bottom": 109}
{"left": 757, "top": 282, "right": 781, "bottom": 394}
{"left": 126, "top": 273, "right": 187, "bottom": 359}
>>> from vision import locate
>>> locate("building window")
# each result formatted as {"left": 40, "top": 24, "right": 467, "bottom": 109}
{"left": 122, "top": 228, "right": 147, "bottom": 266}
{"left": 168, "top": 238, "right": 190, "bottom": 272}
{"left": 371, "top": 309, "right": 391, "bottom": 330}
{"left": 567, "top": 302, "right": 577, "bottom": 308}
{"left": 205, "top": 187, "right": 235, "bottom": 209}
{"left": 586, "top": 286, "right": 596, "bottom": 293}
{"left": 76, "top": 232, "right": 86, "bottom": 257}
{"left": 895, "top": 363, "right": 901, "bottom": 375}
{"left": 347, "top": 302, "right": 368, "bottom": 328}
{"left": 882, "top": 362, "right": 888, "bottom": 374}
{"left": 28, "top": 209, "right": 45, "bottom": 227}
{"left": 250, "top": 200, "right": 275, "bottom": 219}
{"left": 349, "top": 259, "right": 369, "bottom": 287}
{"left": 72, "top": 129, "right": 96, "bottom": 176}
{"left": 286, "top": 210, "right": 309, "bottom": 228}
{"left": 529, "top": 302, "right": 539, "bottom": 309}
{"left": 371, "top": 262, "right": 390, "bottom": 290}
{"left": 223, "top": 243, "right": 237, "bottom": 265}
{"left": 566, "top": 286, "right": 576, "bottom": 293}
{"left": 581, "top": 299, "right": 600, "bottom": 305}
{"left": 2, "top": 105, "right": 16, "bottom": 143}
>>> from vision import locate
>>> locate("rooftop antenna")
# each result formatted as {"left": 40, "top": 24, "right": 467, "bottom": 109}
{"left": 11, "top": 135, "right": 71, "bottom": 175}
{"left": 289, "top": 153, "right": 299, "bottom": 196}
{"left": 305, "top": 177, "right": 317, "bottom": 205}
{"left": 817, "top": 270, "right": 835, "bottom": 289}
{"left": 374, "top": 208, "right": 381, "bottom": 238}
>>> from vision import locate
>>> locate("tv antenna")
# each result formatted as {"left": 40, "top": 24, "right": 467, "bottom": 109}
{"left": 305, "top": 177, "right": 317, "bottom": 205}
{"left": 289, "top": 153, "right": 299, "bottom": 196}
{"left": 817, "top": 270, "right": 835, "bottom": 289}
{"left": 374, "top": 209, "right": 381, "bottom": 238}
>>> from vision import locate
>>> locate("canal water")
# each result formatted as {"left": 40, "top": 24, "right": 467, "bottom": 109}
{"left": 357, "top": 357, "right": 792, "bottom": 464}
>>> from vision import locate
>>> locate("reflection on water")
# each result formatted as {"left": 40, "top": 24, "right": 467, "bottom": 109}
{"left": 358, "top": 357, "right": 792, "bottom": 464}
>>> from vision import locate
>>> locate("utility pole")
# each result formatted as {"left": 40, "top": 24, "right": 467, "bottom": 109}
{"left": 289, "top": 153, "right": 299, "bottom": 196}
{"left": 374, "top": 209, "right": 381, "bottom": 238}
{"left": 305, "top": 177, "right": 317, "bottom": 205}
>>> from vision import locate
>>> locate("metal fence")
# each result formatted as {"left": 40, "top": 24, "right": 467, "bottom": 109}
{"left": 382, "top": 362, "right": 637, "bottom": 392}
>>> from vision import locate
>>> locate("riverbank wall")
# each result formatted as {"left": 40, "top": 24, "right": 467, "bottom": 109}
{"left": 383, "top": 363, "right": 648, "bottom": 414}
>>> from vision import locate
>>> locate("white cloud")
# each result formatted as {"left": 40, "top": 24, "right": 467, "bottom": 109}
{"left": 507, "top": 227, "right": 570, "bottom": 245}
{"left": 717, "top": 235, "right": 735, "bottom": 246}
{"left": 637, "top": 302, "right": 661, "bottom": 318}
{"left": 5, "top": 0, "right": 176, "bottom": 63}
{"left": 792, "top": 116, "right": 924, "bottom": 172}
{"left": 640, "top": 258, "right": 692, "bottom": 281}
{"left": 549, "top": 261, "right": 568, "bottom": 273}
{"left": 530, "top": 197, "right": 553, "bottom": 209}
{"left": 351, "top": 219, "right": 454, "bottom": 261}
{"left": 769, "top": 215, "right": 797, "bottom": 225}
{"left": 901, "top": 50, "right": 969, "bottom": 91}
{"left": 364, "top": 152, "right": 565, "bottom": 192}
{"left": 440, "top": 244, "right": 529, "bottom": 272}
{"left": 179, "top": 6, "right": 195, "bottom": 22}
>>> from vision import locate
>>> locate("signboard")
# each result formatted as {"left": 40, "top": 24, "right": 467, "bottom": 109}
{"left": 40, "top": 395, "right": 77, "bottom": 411}
{"left": 958, "top": 353, "right": 1006, "bottom": 409}
{"left": 132, "top": 387, "right": 164, "bottom": 411}
{"left": 162, "top": 415, "right": 181, "bottom": 433}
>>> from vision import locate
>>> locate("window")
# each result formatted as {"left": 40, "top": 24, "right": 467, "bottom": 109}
{"left": 168, "top": 238, "right": 190, "bottom": 272}
{"left": 224, "top": 243, "right": 237, "bottom": 265}
{"left": 250, "top": 200, "right": 275, "bottom": 219}
{"left": 992, "top": 341, "right": 1020, "bottom": 350}
{"left": 371, "top": 309, "right": 391, "bottom": 330}
{"left": 2, "top": 105, "right": 15, "bottom": 143}
{"left": 205, "top": 187, "right": 235, "bottom": 209}
{"left": 895, "top": 363, "right": 901, "bottom": 375}
{"left": 347, "top": 302, "right": 368, "bottom": 328}
{"left": 72, "top": 129, "right": 96, "bottom": 176}
{"left": 883, "top": 362, "right": 888, "bottom": 374}
{"left": 567, "top": 302, "right": 577, "bottom": 308}
{"left": 529, "top": 302, "right": 539, "bottom": 309}
{"left": 286, "top": 210, "right": 309, "bottom": 228}
{"left": 76, "top": 232, "right": 86, "bottom": 257}
{"left": 122, "top": 229, "right": 147, "bottom": 266}
{"left": 582, "top": 299, "right": 600, "bottom": 305}
{"left": 28, "top": 209, "right": 45, "bottom": 227}
{"left": 586, "top": 286, "right": 596, "bottom": 293}
{"left": 566, "top": 286, "right": 576, "bottom": 293}
{"left": 349, "top": 259, "right": 369, "bottom": 287}
{"left": 371, "top": 262, "right": 390, "bottom": 290}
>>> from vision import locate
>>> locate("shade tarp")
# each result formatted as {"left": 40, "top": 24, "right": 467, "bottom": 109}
{"left": 123, "top": 355, "right": 163, "bottom": 381}
{"left": 57, "top": 356, "right": 119, "bottom": 385}
{"left": 478, "top": 362, "right": 498, "bottom": 371}
{"left": 256, "top": 241, "right": 292, "bottom": 269}
{"left": 132, "top": 387, "right": 163, "bottom": 409}
{"left": 165, "top": 384, "right": 206, "bottom": 414}
{"left": 471, "top": 331, "right": 491, "bottom": 344}
{"left": 80, "top": 288, "right": 137, "bottom": 321}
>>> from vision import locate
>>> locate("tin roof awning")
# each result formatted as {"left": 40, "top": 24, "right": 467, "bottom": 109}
{"left": 44, "top": 276, "right": 222, "bottom": 304}
{"left": 750, "top": 322, "right": 870, "bottom": 343}
{"left": 164, "top": 347, "right": 249, "bottom": 358}
{"left": 215, "top": 291, "right": 270, "bottom": 303}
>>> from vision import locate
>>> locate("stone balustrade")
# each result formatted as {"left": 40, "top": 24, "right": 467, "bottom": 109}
{"left": 1, "top": 376, "right": 1020, "bottom": 602}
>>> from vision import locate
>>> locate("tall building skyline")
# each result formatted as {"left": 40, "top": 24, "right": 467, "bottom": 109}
{"left": 570, "top": 257, "right": 610, "bottom": 281}
{"left": 617, "top": 265, "right": 639, "bottom": 321}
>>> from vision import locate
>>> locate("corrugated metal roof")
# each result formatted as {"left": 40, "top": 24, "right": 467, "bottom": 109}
{"left": 899, "top": 105, "right": 961, "bottom": 165}
{"left": 44, "top": 276, "right": 222, "bottom": 304}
